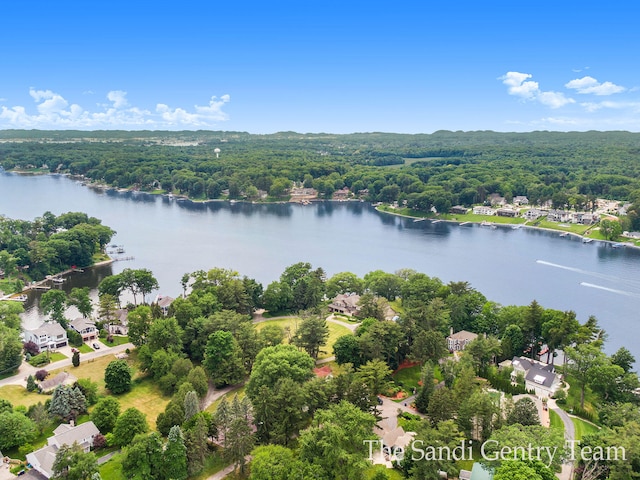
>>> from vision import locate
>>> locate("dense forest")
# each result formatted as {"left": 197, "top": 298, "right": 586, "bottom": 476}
{"left": 1, "top": 130, "right": 640, "bottom": 230}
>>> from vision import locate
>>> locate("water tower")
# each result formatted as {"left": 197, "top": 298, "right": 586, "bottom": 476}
{"left": 214, "top": 148, "right": 221, "bottom": 158}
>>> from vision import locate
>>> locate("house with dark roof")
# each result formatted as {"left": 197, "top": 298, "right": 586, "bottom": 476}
{"left": 26, "top": 421, "right": 100, "bottom": 478}
{"left": 509, "top": 356, "right": 561, "bottom": 397}
{"left": 450, "top": 205, "right": 469, "bottom": 215}
{"left": 24, "top": 322, "right": 68, "bottom": 350}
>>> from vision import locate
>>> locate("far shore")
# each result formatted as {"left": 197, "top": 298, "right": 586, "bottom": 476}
{"left": 375, "top": 205, "right": 640, "bottom": 251}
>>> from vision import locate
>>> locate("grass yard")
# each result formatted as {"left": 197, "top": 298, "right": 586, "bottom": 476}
{"left": 254, "top": 317, "right": 352, "bottom": 360}
{"left": 535, "top": 220, "right": 592, "bottom": 235}
{"left": 571, "top": 416, "right": 601, "bottom": 440}
{"left": 0, "top": 384, "right": 46, "bottom": 409}
{"left": 191, "top": 451, "right": 228, "bottom": 480}
{"left": 116, "top": 377, "right": 170, "bottom": 430}
{"left": 50, "top": 354, "right": 116, "bottom": 391}
{"left": 99, "top": 452, "right": 125, "bottom": 480}
{"left": 77, "top": 343, "right": 93, "bottom": 353}
{"left": 104, "top": 335, "right": 130, "bottom": 347}
{"left": 392, "top": 364, "right": 422, "bottom": 392}
{"left": 549, "top": 409, "right": 564, "bottom": 430}
{"left": 364, "top": 465, "right": 405, "bottom": 479}
{"left": 206, "top": 386, "right": 246, "bottom": 414}
{"left": 49, "top": 352, "right": 67, "bottom": 362}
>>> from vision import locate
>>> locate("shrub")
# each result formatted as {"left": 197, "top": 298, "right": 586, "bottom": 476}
{"left": 26, "top": 375, "right": 38, "bottom": 392}
{"left": 29, "top": 353, "right": 50, "bottom": 367}
{"left": 35, "top": 369, "right": 49, "bottom": 381}
{"left": 93, "top": 433, "right": 107, "bottom": 450}
{"left": 23, "top": 341, "right": 40, "bottom": 356}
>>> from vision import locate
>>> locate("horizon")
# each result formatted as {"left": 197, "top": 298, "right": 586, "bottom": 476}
{"left": 1, "top": 1, "right": 639, "bottom": 133}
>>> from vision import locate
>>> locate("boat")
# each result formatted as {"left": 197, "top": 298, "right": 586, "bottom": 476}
{"left": 431, "top": 219, "right": 442, "bottom": 224}
{"left": 583, "top": 237, "right": 593, "bottom": 243}
{"left": 481, "top": 221, "right": 492, "bottom": 227}
{"left": 612, "top": 242, "right": 625, "bottom": 248}
{"left": 459, "top": 221, "right": 470, "bottom": 226}
{"left": 559, "top": 232, "right": 568, "bottom": 237}
{"left": 413, "top": 218, "right": 426, "bottom": 222}
{"left": 51, "top": 277, "right": 65, "bottom": 284}
{"left": 116, "top": 247, "right": 125, "bottom": 254}
{"left": 512, "top": 224, "right": 522, "bottom": 229}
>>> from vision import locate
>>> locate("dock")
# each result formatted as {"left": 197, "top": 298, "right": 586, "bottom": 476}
{"left": 431, "top": 219, "right": 442, "bottom": 224}
{"left": 459, "top": 221, "right": 470, "bottom": 226}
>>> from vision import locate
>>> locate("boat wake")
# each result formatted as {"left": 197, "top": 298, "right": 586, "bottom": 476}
{"left": 536, "top": 260, "right": 640, "bottom": 289}
{"left": 580, "top": 282, "right": 640, "bottom": 298}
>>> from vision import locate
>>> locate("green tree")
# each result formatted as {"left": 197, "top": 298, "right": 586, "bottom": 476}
{"left": 258, "top": 324, "right": 284, "bottom": 347}
{"left": 113, "top": 408, "right": 148, "bottom": 447}
{"left": 183, "top": 391, "right": 200, "bottom": 422}
{"left": 325, "top": 271, "right": 365, "bottom": 298}
{"left": 68, "top": 287, "right": 93, "bottom": 318}
{"left": 163, "top": 425, "right": 188, "bottom": 480}
{"left": 611, "top": 346, "right": 635, "bottom": 373}
{"left": 292, "top": 315, "right": 329, "bottom": 359}
{"left": 104, "top": 359, "right": 132, "bottom": 394}
{"left": 51, "top": 443, "right": 99, "bottom": 480}
{"left": 427, "top": 387, "right": 456, "bottom": 425}
{"left": 74, "top": 378, "right": 98, "bottom": 405}
{"left": 355, "top": 359, "right": 393, "bottom": 395}
{"left": 147, "top": 316, "right": 183, "bottom": 354}
{"left": 185, "top": 413, "right": 209, "bottom": 476}
{"left": 298, "top": 401, "right": 377, "bottom": 480}
{"left": 127, "top": 305, "right": 153, "bottom": 347}
{"left": 493, "top": 461, "right": 543, "bottom": 480}
{"left": 415, "top": 363, "right": 435, "bottom": 414}
{"left": 72, "top": 350, "right": 80, "bottom": 367}
{"left": 90, "top": 397, "right": 121, "bottom": 433}
{"left": 506, "top": 397, "right": 540, "bottom": 426}
{"left": 565, "top": 343, "right": 606, "bottom": 408}
{"left": 185, "top": 366, "right": 209, "bottom": 398}
{"left": 411, "top": 329, "right": 448, "bottom": 364}
{"left": 41, "top": 289, "right": 68, "bottom": 327}
{"left": 121, "top": 432, "right": 164, "bottom": 480}
{"left": 203, "top": 330, "right": 246, "bottom": 387}
{"left": 26, "top": 374, "right": 37, "bottom": 392}
{"left": 333, "top": 334, "right": 363, "bottom": 367}
{"left": 0, "top": 411, "right": 38, "bottom": 450}
{"left": 0, "top": 324, "right": 22, "bottom": 375}
{"left": 246, "top": 344, "right": 315, "bottom": 400}
{"left": 249, "top": 445, "right": 320, "bottom": 480}
{"left": 156, "top": 401, "right": 186, "bottom": 437}
{"left": 49, "top": 385, "right": 87, "bottom": 421}
{"left": 600, "top": 219, "right": 623, "bottom": 240}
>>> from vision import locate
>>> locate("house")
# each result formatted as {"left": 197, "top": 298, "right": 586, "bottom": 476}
{"left": 69, "top": 318, "right": 97, "bottom": 342}
{"left": 328, "top": 293, "right": 361, "bottom": 316}
{"left": 24, "top": 322, "right": 68, "bottom": 350}
{"left": 447, "top": 329, "right": 478, "bottom": 352}
{"left": 26, "top": 421, "right": 101, "bottom": 479}
{"left": 450, "top": 205, "right": 469, "bottom": 215}
{"left": 472, "top": 206, "right": 496, "bottom": 216}
{"left": 39, "top": 372, "right": 76, "bottom": 393}
{"left": 513, "top": 196, "right": 529, "bottom": 206}
{"left": 624, "top": 231, "right": 640, "bottom": 239}
{"left": 155, "top": 295, "right": 175, "bottom": 316}
{"left": 524, "top": 208, "right": 545, "bottom": 220}
{"left": 496, "top": 208, "right": 518, "bottom": 218}
{"left": 488, "top": 193, "right": 506, "bottom": 206}
{"left": 546, "top": 209, "right": 572, "bottom": 223}
{"left": 573, "top": 212, "right": 599, "bottom": 225}
{"left": 332, "top": 187, "right": 351, "bottom": 200}
{"left": 108, "top": 308, "right": 129, "bottom": 335}
{"left": 509, "top": 356, "right": 561, "bottom": 397}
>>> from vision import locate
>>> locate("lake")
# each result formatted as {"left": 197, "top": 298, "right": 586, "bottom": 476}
{"left": 1, "top": 171, "right": 639, "bottom": 358}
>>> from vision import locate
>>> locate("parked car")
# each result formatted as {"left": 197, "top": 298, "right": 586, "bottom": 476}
{"left": 93, "top": 343, "right": 100, "bottom": 349}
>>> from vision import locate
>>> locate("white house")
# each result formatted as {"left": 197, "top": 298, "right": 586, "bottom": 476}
{"left": 24, "top": 322, "right": 68, "bottom": 350}
{"left": 155, "top": 295, "right": 175, "bottom": 316}
{"left": 26, "top": 421, "right": 101, "bottom": 478}
{"left": 472, "top": 206, "right": 496, "bottom": 216}
{"left": 509, "top": 356, "right": 561, "bottom": 397}
{"left": 447, "top": 329, "right": 478, "bottom": 352}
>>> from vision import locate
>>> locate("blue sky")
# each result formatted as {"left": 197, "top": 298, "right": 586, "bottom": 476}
{"left": 1, "top": 1, "right": 639, "bottom": 133}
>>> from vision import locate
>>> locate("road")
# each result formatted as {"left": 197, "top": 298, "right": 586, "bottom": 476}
{"left": 548, "top": 398, "right": 575, "bottom": 480}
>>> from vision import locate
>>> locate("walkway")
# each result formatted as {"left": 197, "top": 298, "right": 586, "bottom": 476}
{"left": 548, "top": 398, "right": 575, "bottom": 480}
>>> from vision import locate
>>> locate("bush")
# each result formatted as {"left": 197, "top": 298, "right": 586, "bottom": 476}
{"left": 26, "top": 375, "right": 38, "bottom": 392}
{"left": 29, "top": 353, "right": 50, "bottom": 367}
{"left": 66, "top": 329, "right": 83, "bottom": 347}
{"left": 23, "top": 341, "right": 40, "bottom": 356}
{"left": 92, "top": 433, "right": 107, "bottom": 450}
{"left": 35, "top": 369, "right": 49, "bottom": 381}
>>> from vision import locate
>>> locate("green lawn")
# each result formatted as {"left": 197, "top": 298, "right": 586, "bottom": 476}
{"left": 191, "top": 452, "right": 228, "bottom": 480}
{"left": 0, "top": 384, "right": 46, "bottom": 408}
{"left": 111, "top": 378, "right": 170, "bottom": 429}
{"left": 49, "top": 352, "right": 67, "bottom": 362}
{"left": 77, "top": 343, "right": 93, "bottom": 353}
{"left": 104, "top": 335, "right": 130, "bottom": 346}
{"left": 571, "top": 416, "right": 601, "bottom": 440}
{"left": 364, "top": 465, "right": 405, "bottom": 479}
{"left": 535, "top": 219, "right": 593, "bottom": 235}
{"left": 549, "top": 409, "right": 564, "bottom": 430}
{"left": 392, "top": 365, "right": 422, "bottom": 392}
{"left": 99, "top": 452, "right": 125, "bottom": 480}
{"left": 206, "top": 386, "right": 246, "bottom": 414}
{"left": 254, "top": 317, "right": 352, "bottom": 360}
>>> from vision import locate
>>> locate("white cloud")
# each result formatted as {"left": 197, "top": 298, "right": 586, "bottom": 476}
{"left": 580, "top": 101, "right": 640, "bottom": 113}
{"left": 500, "top": 71, "right": 574, "bottom": 108}
{"left": 0, "top": 89, "right": 231, "bottom": 129}
{"left": 565, "top": 76, "right": 625, "bottom": 95}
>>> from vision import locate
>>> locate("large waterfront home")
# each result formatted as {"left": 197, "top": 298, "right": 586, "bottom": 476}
{"left": 507, "top": 356, "right": 561, "bottom": 397}
{"left": 69, "top": 317, "right": 97, "bottom": 342}
{"left": 472, "top": 206, "right": 496, "bottom": 216}
{"left": 24, "top": 322, "right": 68, "bottom": 350}
{"left": 328, "top": 293, "right": 361, "bottom": 316}
{"left": 447, "top": 329, "right": 478, "bottom": 352}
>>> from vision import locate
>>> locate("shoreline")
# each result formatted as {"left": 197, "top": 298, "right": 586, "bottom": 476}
{"left": 375, "top": 206, "right": 640, "bottom": 251}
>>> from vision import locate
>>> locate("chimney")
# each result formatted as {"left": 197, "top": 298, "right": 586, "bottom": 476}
{"left": 450, "top": 327, "right": 454, "bottom": 336}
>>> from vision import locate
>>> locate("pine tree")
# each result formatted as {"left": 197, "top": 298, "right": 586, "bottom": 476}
{"left": 163, "top": 425, "right": 188, "bottom": 480}
{"left": 415, "top": 363, "right": 435, "bottom": 414}
{"left": 26, "top": 375, "right": 37, "bottom": 392}
{"left": 183, "top": 391, "right": 200, "bottom": 422}
{"left": 185, "top": 414, "right": 209, "bottom": 476}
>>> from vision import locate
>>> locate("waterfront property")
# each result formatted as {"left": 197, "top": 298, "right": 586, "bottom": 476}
{"left": 524, "top": 208, "right": 545, "bottom": 220}
{"left": 155, "top": 294, "right": 175, "bottom": 315}
{"left": 328, "top": 293, "right": 361, "bottom": 316}
{"left": 450, "top": 205, "right": 470, "bottom": 215}
{"left": 69, "top": 317, "right": 97, "bottom": 342}
{"left": 24, "top": 322, "right": 68, "bottom": 350}
{"left": 107, "top": 309, "right": 129, "bottom": 335}
{"left": 27, "top": 421, "right": 101, "bottom": 479}
{"left": 472, "top": 206, "right": 496, "bottom": 216}
{"left": 496, "top": 207, "right": 518, "bottom": 218}
{"left": 507, "top": 356, "right": 561, "bottom": 397}
{"left": 447, "top": 329, "right": 478, "bottom": 352}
